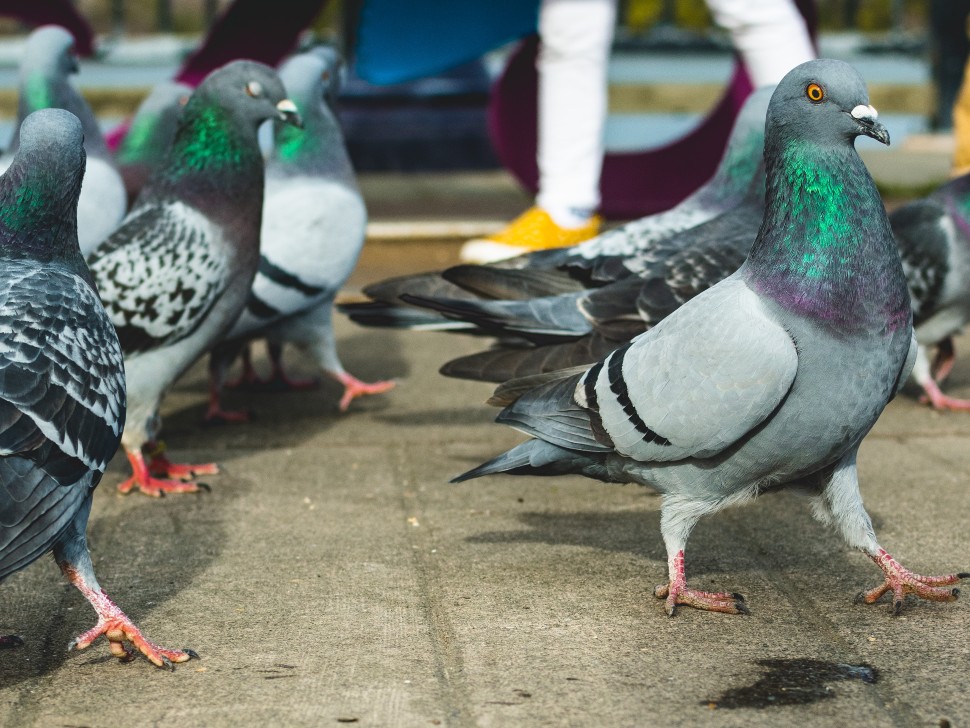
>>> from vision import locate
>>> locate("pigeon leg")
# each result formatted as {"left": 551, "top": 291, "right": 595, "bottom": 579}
{"left": 330, "top": 370, "right": 396, "bottom": 412}
{"left": 857, "top": 549, "right": 967, "bottom": 615}
{"left": 913, "top": 344, "right": 970, "bottom": 410}
{"left": 117, "top": 447, "right": 211, "bottom": 496}
{"left": 931, "top": 337, "right": 956, "bottom": 384}
{"left": 654, "top": 549, "right": 749, "bottom": 616}
{"left": 822, "top": 449, "right": 968, "bottom": 613}
{"left": 655, "top": 498, "right": 748, "bottom": 616}
{"left": 55, "top": 540, "right": 196, "bottom": 668}
{"left": 225, "top": 345, "right": 262, "bottom": 389}
{"left": 264, "top": 342, "right": 319, "bottom": 390}
{"left": 205, "top": 350, "right": 252, "bottom": 424}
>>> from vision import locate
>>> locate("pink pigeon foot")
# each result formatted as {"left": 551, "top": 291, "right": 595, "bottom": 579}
{"left": 918, "top": 377, "right": 970, "bottom": 411}
{"left": 61, "top": 563, "right": 196, "bottom": 668}
{"left": 117, "top": 448, "right": 212, "bottom": 497}
{"left": 332, "top": 372, "right": 396, "bottom": 412}
{"left": 653, "top": 550, "right": 749, "bottom": 616}
{"left": 857, "top": 549, "right": 966, "bottom": 615}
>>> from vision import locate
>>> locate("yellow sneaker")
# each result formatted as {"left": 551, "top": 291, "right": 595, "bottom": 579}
{"left": 459, "top": 207, "right": 602, "bottom": 263}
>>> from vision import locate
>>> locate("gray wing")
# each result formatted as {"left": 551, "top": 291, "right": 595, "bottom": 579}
{"left": 575, "top": 276, "right": 797, "bottom": 462}
{"left": 87, "top": 200, "right": 230, "bottom": 354}
{"left": 0, "top": 265, "right": 124, "bottom": 582}
{"left": 0, "top": 264, "right": 125, "bottom": 476}
{"left": 493, "top": 276, "right": 797, "bottom": 464}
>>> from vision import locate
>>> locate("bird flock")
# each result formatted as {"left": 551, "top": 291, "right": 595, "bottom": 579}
{"left": 0, "top": 26, "right": 965, "bottom": 670}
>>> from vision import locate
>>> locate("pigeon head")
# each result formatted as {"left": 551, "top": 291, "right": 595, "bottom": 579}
{"left": 21, "top": 25, "right": 78, "bottom": 80}
{"left": 766, "top": 59, "right": 889, "bottom": 149}
{"left": 152, "top": 61, "right": 301, "bottom": 195}
{"left": 279, "top": 50, "right": 342, "bottom": 110}
{"left": 0, "top": 108, "right": 85, "bottom": 264}
{"left": 190, "top": 60, "right": 302, "bottom": 133}
{"left": 745, "top": 59, "right": 908, "bottom": 334}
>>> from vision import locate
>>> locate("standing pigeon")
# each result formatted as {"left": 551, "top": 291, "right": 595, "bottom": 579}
{"left": 890, "top": 174, "right": 970, "bottom": 410}
{"left": 207, "top": 49, "right": 393, "bottom": 420}
{"left": 456, "top": 60, "right": 966, "bottom": 616}
{"left": 0, "top": 25, "right": 127, "bottom": 256}
{"left": 87, "top": 61, "right": 301, "bottom": 497}
{"left": 339, "top": 87, "right": 773, "bottom": 336}
{"left": 0, "top": 109, "right": 193, "bottom": 666}
{"left": 114, "top": 80, "right": 192, "bottom": 203}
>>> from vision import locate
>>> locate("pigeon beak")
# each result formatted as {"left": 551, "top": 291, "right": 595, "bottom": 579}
{"left": 275, "top": 99, "right": 303, "bottom": 128}
{"left": 850, "top": 104, "right": 889, "bottom": 146}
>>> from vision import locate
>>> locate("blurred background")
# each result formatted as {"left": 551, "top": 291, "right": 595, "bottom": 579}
{"left": 0, "top": 1, "right": 957, "bottom": 185}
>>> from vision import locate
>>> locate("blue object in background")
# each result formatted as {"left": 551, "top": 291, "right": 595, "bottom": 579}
{"left": 354, "top": 0, "right": 540, "bottom": 85}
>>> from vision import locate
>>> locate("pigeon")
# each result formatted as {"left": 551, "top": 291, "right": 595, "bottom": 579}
{"left": 0, "top": 25, "right": 127, "bottom": 257}
{"left": 86, "top": 60, "right": 302, "bottom": 497}
{"left": 0, "top": 108, "right": 194, "bottom": 666}
{"left": 114, "top": 80, "right": 192, "bottom": 203}
{"left": 207, "top": 48, "right": 394, "bottom": 420}
{"left": 339, "top": 86, "right": 773, "bottom": 331}
{"left": 455, "top": 59, "right": 967, "bottom": 616}
{"left": 889, "top": 174, "right": 970, "bottom": 410}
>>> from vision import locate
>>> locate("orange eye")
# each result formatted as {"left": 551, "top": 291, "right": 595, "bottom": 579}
{"left": 245, "top": 81, "right": 263, "bottom": 98}
{"left": 806, "top": 83, "right": 824, "bottom": 103}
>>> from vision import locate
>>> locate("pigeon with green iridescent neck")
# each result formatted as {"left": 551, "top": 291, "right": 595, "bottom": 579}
{"left": 0, "top": 108, "right": 195, "bottom": 667}
{"left": 887, "top": 172, "right": 970, "bottom": 411}
{"left": 0, "top": 25, "right": 126, "bottom": 256}
{"left": 86, "top": 61, "right": 301, "bottom": 497}
{"left": 115, "top": 80, "right": 192, "bottom": 203}
{"left": 207, "top": 49, "right": 393, "bottom": 421}
{"left": 340, "top": 87, "right": 773, "bottom": 336}
{"left": 456, "top": 59, "right": 967, "bottom": 617}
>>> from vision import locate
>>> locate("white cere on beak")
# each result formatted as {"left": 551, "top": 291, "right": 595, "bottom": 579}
{"left": 850, "top": 104, "right": 878, "bottom": 121}
{"left": 276, "top": 99, "right": 298, "bottom": 115}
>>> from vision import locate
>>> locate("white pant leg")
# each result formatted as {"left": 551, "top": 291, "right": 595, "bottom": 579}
{"left": 705, "top": 0, "right": 815, "bottom": 86}
{"left": 536, "top": 0, "right": 617, "bottom": 224}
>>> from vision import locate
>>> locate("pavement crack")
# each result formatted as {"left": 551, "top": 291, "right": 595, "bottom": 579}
{"left": 396, "top": 447, "right": 476, "bottom": 728}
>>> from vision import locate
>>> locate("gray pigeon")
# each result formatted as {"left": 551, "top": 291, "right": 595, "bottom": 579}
{"left": 86, "top": 61, "right": 301, "bottom": 497}
{"left": 890, "top": 174, "right": 970, "bottom": 410}
{"left": 0, "top": 109, "right": 193, "bottom": 666}
{"left": 207, "top": 49, "right": 393, "bottom": 420}
{"left": 0, "top": 26, "right": 127, "bottom": 257}
{"left": 456, "top": 59, "right": 967, "bottom": 616}
{"left": 114, "top": 80, "right": 192, "bottom": 203}
{"left": 340, "top": 87, "right": 773, "bottom": 330}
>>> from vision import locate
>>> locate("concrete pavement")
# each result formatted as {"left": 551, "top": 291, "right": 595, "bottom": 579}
{"left": 0, "top": 224, "right": 968, "bottom": 726}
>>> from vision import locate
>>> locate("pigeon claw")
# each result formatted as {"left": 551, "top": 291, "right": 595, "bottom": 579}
{"left": 860, "top": 550, "right": 966, "bottom": 614}
{"left": 654, "top": 582, "right": 749, "bottom": 617}
{"left": 147, "top": 453, "right": 219, "bottom": 480}
{"left": 335, "top": 374, "right": 396, "bottom": 412}
{"left": 70, "top": 617, "right": 195, "bottom": 668}
{"left": 917, "top": 377, "right": 970, "bottom": 411}
{"left": 118, "top": 474, "right": 205, "bottom": 497}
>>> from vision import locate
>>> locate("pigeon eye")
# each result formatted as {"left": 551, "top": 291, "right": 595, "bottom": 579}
{"left": 321, "top": 70, "right": 330, "bottom": 82}
{"left": 806, "top": 83, "right": 824, "bottom": 103}
{"left": 245, "top": 81, "right": 263, "bottom": 98}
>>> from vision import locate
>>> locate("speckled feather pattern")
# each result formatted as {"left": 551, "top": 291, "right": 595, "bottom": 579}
{"left": 88, "top": 201, "right": 230, "bottom": 354}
